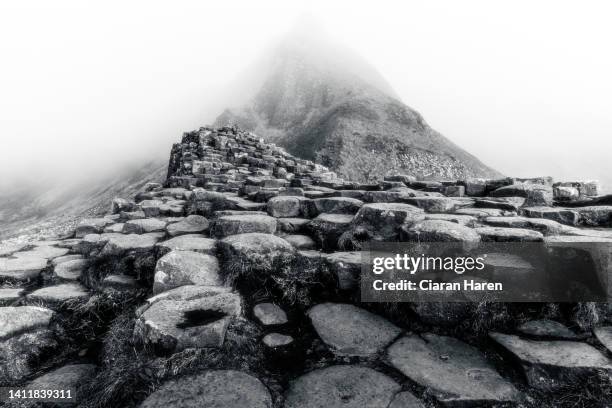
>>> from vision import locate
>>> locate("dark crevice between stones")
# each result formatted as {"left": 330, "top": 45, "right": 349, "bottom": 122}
{"left": 176, "top": 309, "right": 227, "bottom": 329}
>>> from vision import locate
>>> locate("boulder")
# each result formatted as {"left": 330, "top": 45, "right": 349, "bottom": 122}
{"left": 308, "top": 303, "right": 401, "bottom": 356}
{"left": 455, "top": 208, "right": 515, "bottom": 218}
{"left": 517, "top": 320, "right": 578, "bottom": 340}
{"left": 387, "top": 333, "right": 521, "bottom": 405}
{"left": 0, "top": 288, "right": 24, "bottom": 304}
{"left": 153, "top": 250, "right": 221, "bottom": 294}
{"left": 424, "top": 213, "right": 477, "bottom": 226}
{"left": 284, "top": 234, "right": 316, "bottom": 250}
{"left": 27, "top": 363, "right": 96, "bottom": 392}
{"left": 139, "top": 370, "right": 271, "bottom": 408}
{"left": 0, "top": 242, "right": 28, "bottom": 257}
{"left": 403, "top": 197, "right": 466, "bottom": 213}
{"left": 54, "top": 258, "right": 86, "bottom": 280}
{"left": 312, "top": 197, "right": 363, "bottom": 215}
{"left": 27, "top": 283, "right": 89, "bottom": 303}
{"left": 490, "top": 332, "right": 612, "bottom": 390}
{"left": 277, "top": 218, "right": 311, "bottom": 233}
{"left": 263, "top": 333, "right": 294, "bottom": 348}
{"left": 267, "top": 196, "right": 309, "bottom": 218}
{"left": 475, "top": 226, "right": 544, "bottom": 242}
{"left": 122, "top": 218, "right": 167, "bottom": 234}
{"left": 134, "top": 285, "right": 242, "bottom": 352}
{"left": 400, "top": 220, "right": 480, "bottom": 242}
{"left": 576, "top": 206, "right": 612, "bottom": 227}
{"left": 520, "top": 206, "right": 580, "bottom": 226}
{"left": 14, "top": 245, "right": 69, "bottom": 260}
{"left": 308, "top": 214, "right": 353, "bottom": 251}
{"left": 0, "top": 306, "right": 57, "bottom": 383}
{"left": 0, "top": 256, "right": 48, "bottom": 281}
{"left": 388, "top": 391, "right": 426, "bottom": 408}
{"left": 475, "top": 197, "right": 525, "bottom": 211}
{"left": 100, "top": 232, "right": 163, "bottom": 257}
{"left": 166, "top": 215, "right": 209, "bottom": 236}
{"left": 211, "top": 214, "right": 277, "bottom": 238}
{"left": 156, "top": 234, "right": 216, "bottom": 256}
{"left": 283, "top": 365, "right": 401, "bottom": 408}
{"left": 594, "top": 326, "right": 612, "bottom": 353}
{"left": 339, "top": 203, "right": 424, "bottom": 249}
{"left": 75, "top": 218, "right": 113, "bottom": 238}
{"left": 483, "top": 216, "right": 567, "bottom": 235}
{"left": 322, "top": 252, "right": 362, "bottom": 291}
{"left": 217, "top": 233, "right": 295, "bottom": 280}
{"left": 253, "top": 303, "right": 288, "bottom": 326}
{"left": 111, "top": 197, "right": 137, "bottom": 214}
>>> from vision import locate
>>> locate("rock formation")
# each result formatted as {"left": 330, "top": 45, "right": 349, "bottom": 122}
{"left": 1, "top": 126, "right": 611, "bottom": 407}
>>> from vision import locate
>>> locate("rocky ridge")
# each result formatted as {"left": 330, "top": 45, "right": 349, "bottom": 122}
{"left": 0, "top": 126, "right": 611, "bottom": 407}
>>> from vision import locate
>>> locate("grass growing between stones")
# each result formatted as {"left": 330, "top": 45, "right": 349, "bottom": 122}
{"left": 80, "top": 313, "right": 272, "bottom": 408}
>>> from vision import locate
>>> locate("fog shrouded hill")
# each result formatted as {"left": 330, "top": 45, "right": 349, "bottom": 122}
{"left": 215, "top": 22, "right": 502, "bottom": 182}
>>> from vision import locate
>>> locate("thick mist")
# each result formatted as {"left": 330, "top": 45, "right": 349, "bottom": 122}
{"left": 1, "top": 0, "right": 611, "bottom": 191}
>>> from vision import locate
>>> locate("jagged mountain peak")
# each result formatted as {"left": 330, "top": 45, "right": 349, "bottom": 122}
{"left": 215, "top": 22, "right": 501, "bottom": 182}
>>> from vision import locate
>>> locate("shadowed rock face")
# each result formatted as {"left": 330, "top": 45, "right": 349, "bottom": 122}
{"left": 215, "top": 30, "right": 500, "bottom": 182}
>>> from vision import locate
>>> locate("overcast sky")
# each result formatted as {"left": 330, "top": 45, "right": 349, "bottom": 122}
{"left": 1, "top": 0, "right": 610, "bottom": 189}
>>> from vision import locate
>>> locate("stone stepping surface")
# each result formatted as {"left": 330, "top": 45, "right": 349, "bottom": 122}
{"left": 153, "top": 250, "right": 221, "bottom": 294}
{"left": 156, "top": 234, "right": 217, "bottom": 255}
{"left": 594, "top": 326, "right": 612, "bottom": 353}
{"left": 211, "top": 214, "right": 277, "bottom": 238}
{"left": 166, "top": 214, "right": 209, "bottom": 236}
{"left": 0, "top": 256, "right": 48, "bottom": 280}
{"left": 308, "top": 303, "right": 400, "bottom": 356}
{"left": 283, "top": 365, "right": 402, "bottom": 408}
{"left": 134, "top": 285, "right": 241, "bottom": 352}
{"left": 401, "top": 219, "right": 481, "bottom": 242}
{"left": 387, "top": 333, "right": 521, "bottom": 405}
{"left": 26, "top": 363, "right": 96, "bottom": 392}
{"left": 517, "top": 319, "right": 579, "bottom": 340}
{"left": 490, "top": 332, "right": 612, "bottom": 390}
{"left": 27, "top": 282, "right": 90, "bottom": 303}
{"left": 53, "top": 258, "right": 86, "bottom": 280}
{"left": 253, "top": 302, "right": 288, "bottom": 326}
{"left": 0, "top": 287, "right": 24, "bottom": 304}
{"left": 139, "top": 370, "right": 272, "bottom": 408}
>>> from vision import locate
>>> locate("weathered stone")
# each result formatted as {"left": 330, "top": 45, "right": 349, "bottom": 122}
{"left": 122, "top": 218, "right": 167, "bottom": 234}
{"left": 218, "top": 233, "right": 295, "bottom": 277}
{"left": 139, "top": 370, "right": 271, "bottom": 408}
{"left": 401, "top": 220, "right": 480, "bottom": 242}
{"left": 323, "top": 251, "right": 362, "bottom": 291}
{"left": 134, "top": 285, "right": 242, "bottom": 351}
{"left": 14, "top": 245, "right": 69, "bottom": 260}
{"left": 387, "top": 333, "right": 520, "bottom": 405}
{"left": 312, "top": 197, "right": 363, "bottom": 215}
{"left": 475, "top": 196, "right": 525, "bottom": 211}
{"left": 490, "top": 332, "right": 612, "bottom": 390}
{"left": 27, "top": 283, "right": 89, "bottom": 302}
{"left": 166, "top": 215, "right": 209, "bottom": 236}
{"left": 484, "top": 216, "right": 567, "bottom": 235}
{"left": 0, "top": 288, "right": 24, "bottom": 304}
{"left": 275, "top": 218, "right": 309, "bottom": 236}
{"left": 388, "top": 391, "right": 426, "bottom": 408}
{"left": 253, "top": 302, "right": 288, "bottom": 325}
{"left": 104, "top": 223, "right": 126, "bottom": 233}
{"left": 576, "top": 206, "right": 612, "bottom": 227}
{"left": 594, "top": 326, "right": 612, "bottom": 353}
{"left": 283, "top": 365, "right": 401, "bottom": 408}
{"left": 520, "top": 206, "right": 580, "bottom": 226}
{"left": 156, "top": 234, "right": 216, "bottom": 255}
{"left": 284, "top": 234, "right": 316, "bottom": 250}
{"left": 0, "top": 306, "right": 56, "bottom": 383}
{"left": 263, "top": 333, "right": 294, "bottom": 348}
{"left": 76, "top": 218, "right": 113, "bottom": 237}
{"left": 517, "top": 320, "right": 578, "bottom": 339}
{"left": 211, "top": 214, "right": 277, "bottom": 238}
{"left": 308, "top": 213, "right": 353, "bottom": 250}
{"left": 455, "top": 207, "right": 515, "bottom": 218}
{"left": 111, "top": 197, "right": 137, "bottom": 214}
{"left": 100, "top": 232, "right": 163, "bottom": 256}
{"left": 0, "top": 242, "right": 28, "bottom": 257}
{"left": 308, "top": 303, "right": 401, "bottom": 356}
{"left": 153, "top": 250, "right": 221, "bottom": 294}
{"left": 101, "top": 274, "right": 139, "bottom": 294}
{"left": 267, "top": 196, "right": 309, "bottom": 218}
{"left": 424, "top": 213, "right": 477, "bottom": 226}
{"left": 475, "top": 226, "right": 544, "bottom": 242}
{"left": 27, "top": 363, "right": 96, "bottom": 392}
{"left": 0, "top": 256, "right": 47, "bottom": 281}
{"left": 54, "top": 258, "right": 86, "bottom": 280}
{"left": 403, "top": 197, "right": 466, "bottom": 213}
